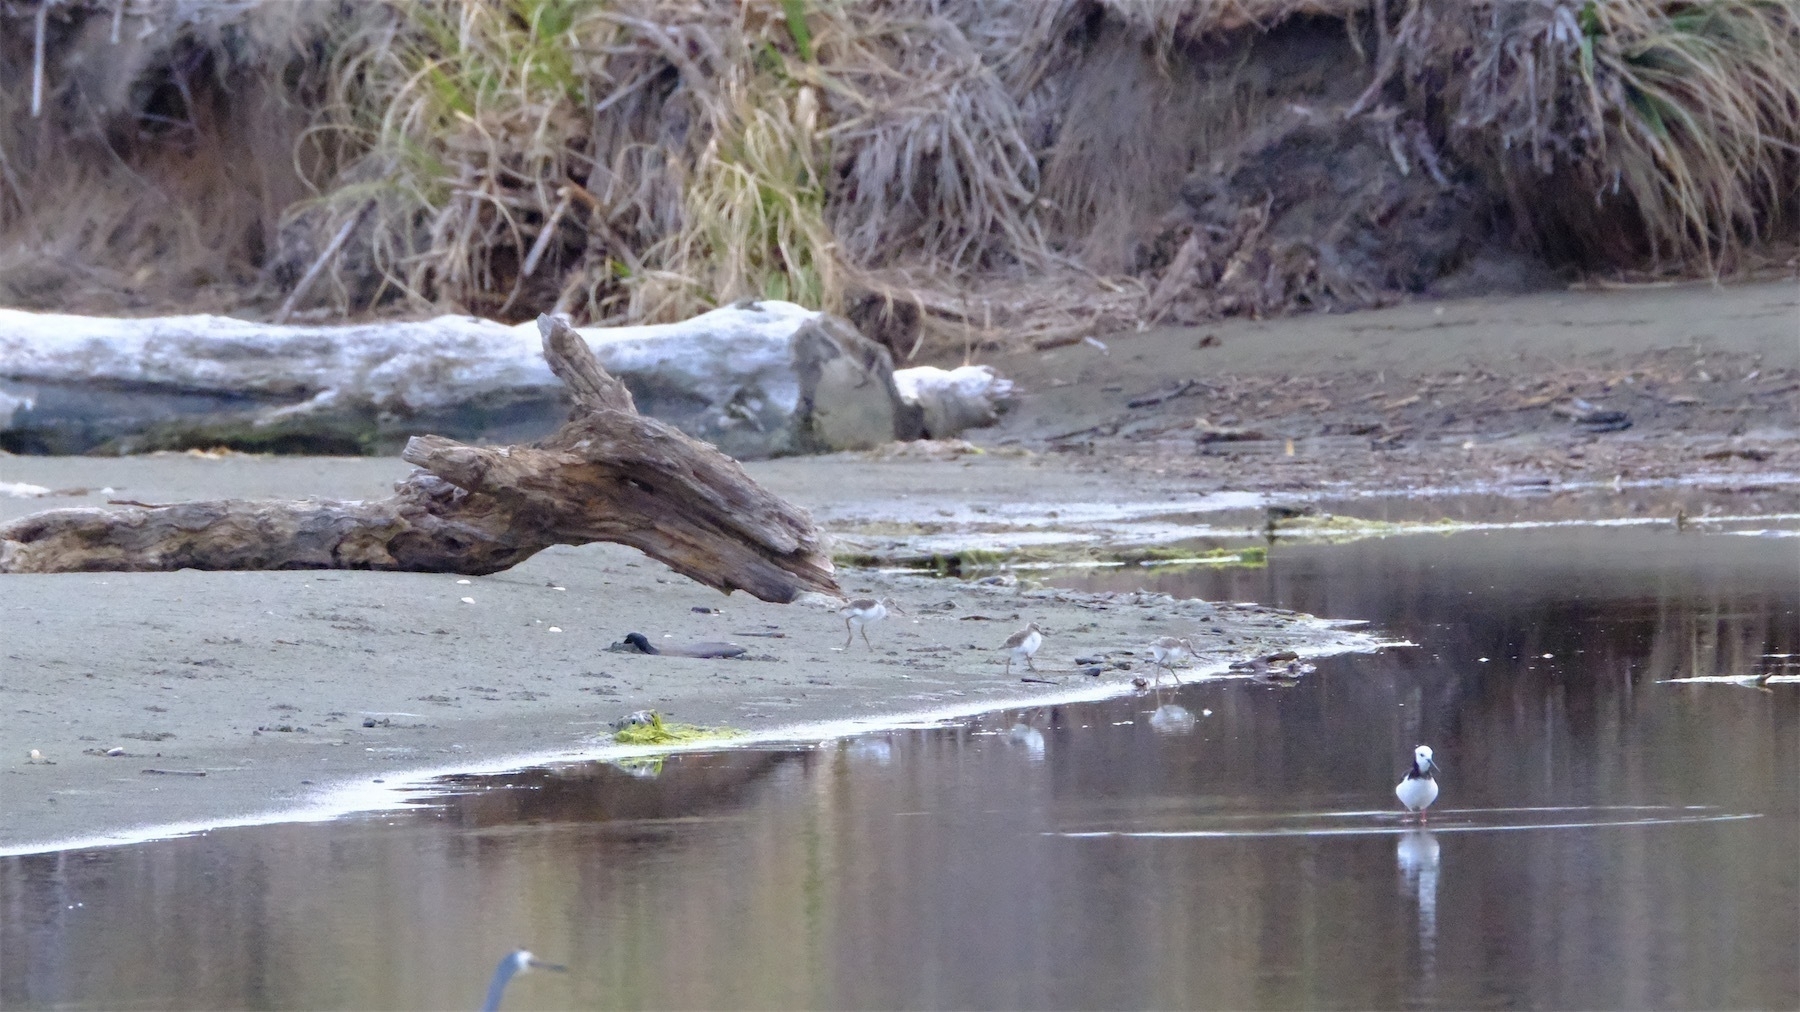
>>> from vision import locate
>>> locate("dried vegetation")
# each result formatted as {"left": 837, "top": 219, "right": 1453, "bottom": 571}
{"left": 0, "top": 0, "right": 1795, "bottom": 354}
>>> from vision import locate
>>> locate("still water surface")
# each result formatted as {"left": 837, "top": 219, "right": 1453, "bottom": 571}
{"left": 3, "top": 528, "right": 1796, "bottom": 1009}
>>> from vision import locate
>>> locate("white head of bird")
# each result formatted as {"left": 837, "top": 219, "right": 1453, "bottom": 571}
{"left": 482, "top": 950, "right": 566, "bottom": 1012}
{"left": 1395, "top": 744, "right": 1440, "bottom": 821}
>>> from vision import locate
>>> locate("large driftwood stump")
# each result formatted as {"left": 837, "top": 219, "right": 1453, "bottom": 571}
{"left": 0, "top": 316, "right": 840, "bottom": 603}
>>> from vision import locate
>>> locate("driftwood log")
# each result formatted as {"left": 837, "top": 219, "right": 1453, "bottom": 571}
{"left": 0, "top": 300, "right": 910, "bottom": 458}
{"left": 0, "top": 316, "right": 840, "bottom": 603}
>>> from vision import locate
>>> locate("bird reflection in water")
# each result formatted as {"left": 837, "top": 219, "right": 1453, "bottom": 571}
{"left": 1396, "top": 830, "right": 1440, "bottom": 982}
{"left": 1146, "top": 685, "right": 1198, "bottom": 735}
{"left": 1006, "top": 723, "right": 1046, "bottom": 760}
{"left": 845, "top": 736, "right": 893, "bottom": 765}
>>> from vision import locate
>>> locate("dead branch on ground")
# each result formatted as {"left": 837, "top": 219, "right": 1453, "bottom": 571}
{"left": 0, "top": 316, "right": 840, "bottom": 603}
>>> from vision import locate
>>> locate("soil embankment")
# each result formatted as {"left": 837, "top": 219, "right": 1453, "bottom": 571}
{"left": 3, "top": 2, "right": 1794, "bottom": 354}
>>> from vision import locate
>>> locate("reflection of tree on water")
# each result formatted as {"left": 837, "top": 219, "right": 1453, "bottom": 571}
{"left": 1643, "top": 593, "right": 1794, "bottom": 684}
{"left": 1396, "top": 831, "right": 1440, "bottom": 984}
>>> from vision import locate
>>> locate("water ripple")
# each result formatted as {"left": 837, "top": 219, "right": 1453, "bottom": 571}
{"left": 1051, "top": 806, "right": 1763, "bottom": 839}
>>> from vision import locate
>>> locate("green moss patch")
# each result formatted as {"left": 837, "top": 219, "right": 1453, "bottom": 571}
{"left": 612, "top": 711, "right": 743, "bottom": 747}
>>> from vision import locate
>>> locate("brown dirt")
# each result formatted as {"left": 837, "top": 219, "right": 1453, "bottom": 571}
{"left": 970, "top": 277, "right": 1800, "bottom": 493}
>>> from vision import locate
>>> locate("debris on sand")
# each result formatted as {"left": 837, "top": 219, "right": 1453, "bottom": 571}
{"left": 612, "top": 711, "right": 742, "bottom": 747}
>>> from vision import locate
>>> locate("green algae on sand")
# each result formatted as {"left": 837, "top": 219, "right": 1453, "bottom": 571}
{"left": 613, "top": 712, "right": 744, "bottom": 747}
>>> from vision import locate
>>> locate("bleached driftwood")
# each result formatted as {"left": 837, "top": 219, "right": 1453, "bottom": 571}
{"left": 893, "top": 365, "right": 1014, "bottom": 438}
{"left": 0, "top": 301, "right": 908, "bottom": 458}
{"left": 0, "top": 316, "right": 840, "bottom": 603}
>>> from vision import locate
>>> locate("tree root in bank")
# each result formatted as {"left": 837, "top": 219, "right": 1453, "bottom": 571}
{"left": 0, "top": 316, "right": 840, "bottom": 603}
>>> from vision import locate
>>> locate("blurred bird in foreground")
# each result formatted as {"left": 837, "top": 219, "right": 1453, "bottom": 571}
{"left": 482, "top": 950, "right": 566, "bottom": 1012}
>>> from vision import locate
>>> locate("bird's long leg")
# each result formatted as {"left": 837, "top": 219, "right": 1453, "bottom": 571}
{"left": 1005, "top": 657, "right": 1013, "bottom": 676}
{"left": 843, "top": 618, "right": 853, "bottom": 650}
{"left": 862, "top": 625, "right": 874, "bottom": 650}
{"left": 1026, "top": 654, "right": 1037, "bottom": 672}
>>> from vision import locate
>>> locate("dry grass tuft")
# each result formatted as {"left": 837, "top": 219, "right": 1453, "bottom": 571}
{"left": 0, "top": 1, "right": 330, "bottom": 313}
{"left": 1097, "top": 0, "right": 1372, "bottom": 47}
{"left": 1, "top": 0, "right": 1795, "bottom": 354}
{"left": 809, "top": 6, "right": 1047, "bottom": 271}
{"left": 1426, "top": 0, "right": 1800, "bottom": 271}
{"left": 290, "top": 0, "right": 1063, "bottom": 325}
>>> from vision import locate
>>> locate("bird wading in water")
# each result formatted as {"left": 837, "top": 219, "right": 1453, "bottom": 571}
{"left": 1395, "top": 744, "right": 1440, "bottom": 823}
{"left": 1147, "top": 636, "right": 1196, "bottom": 684}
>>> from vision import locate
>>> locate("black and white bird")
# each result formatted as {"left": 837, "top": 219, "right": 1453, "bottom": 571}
{"left": 1395, "top": 744, "right": 1440, "bottom": 822}
{"left": 1002, "top": 622, "right": 1044, "bottom": 675}
{"left": 839, "top": 597, "right": 903, "bottom": 650}
{"left": 609, "top": 632, "right": 746, "bottom": 658}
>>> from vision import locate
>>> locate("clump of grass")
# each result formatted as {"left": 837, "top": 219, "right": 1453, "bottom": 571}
{"left": 1432, "top": 0, "right": 1800, "bottom": 271}
{"left": 301, "top": 0, "right": 609, "bottom": 316}
{"left": 807, "top": 8, "right": 1047, "bottom": 271}
{"left": 0, "top": 1, "right": 338, "bottom": 314}
{"left": 297, "top": 0, "right": 1052, "bottom": 324}
{"left": 1125, "top": 545, "right": 1269, "bottom": 568}
{"left": 1095, "top": 0, "right": 1371, "bottom": 48}
{"left": 642, "top": 70, "right": 838, "bottom": 319}
{"left": 4, "top": 0, "right": 1794, "bottom": 345}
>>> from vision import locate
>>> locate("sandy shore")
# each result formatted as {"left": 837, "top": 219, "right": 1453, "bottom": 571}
{"left": 0, "top": 455, "right": 1384, "bottom": 855}
{"left": 2, "top": 279, "right": 1795, "bottom": 854}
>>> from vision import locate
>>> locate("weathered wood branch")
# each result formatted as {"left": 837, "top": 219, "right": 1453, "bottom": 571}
{"left": 0, "top": 316, "right": 840, "bottom": 603}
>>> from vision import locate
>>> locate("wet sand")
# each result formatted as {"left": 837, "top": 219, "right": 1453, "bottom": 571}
{"left": 0, "top": 455, "right": 1380, "bottom": 854}
{"left": 2, "top": 279, "right": 1795, "bottom": 853}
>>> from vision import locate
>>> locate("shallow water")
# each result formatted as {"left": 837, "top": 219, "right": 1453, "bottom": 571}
{"left": 3, "top": 527, "right": 1796, "bottom": 1010}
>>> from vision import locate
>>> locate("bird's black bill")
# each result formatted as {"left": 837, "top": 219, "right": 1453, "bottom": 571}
{"left": 527, "top": 959, "right": 568, "bottom": 973}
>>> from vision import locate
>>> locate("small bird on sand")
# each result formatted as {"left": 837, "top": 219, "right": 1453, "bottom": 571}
{"left": 1002, "top": 622, "right": 1044, "bottom": 675}
{"left": 1395, "top": 744, "right": 1441, "bottom": 823}
{"left": 1148, "top": 636, "right": 1196, "bottom": 684}
{"left": 840, "top": 597, "right": 904, "bottom": 650}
